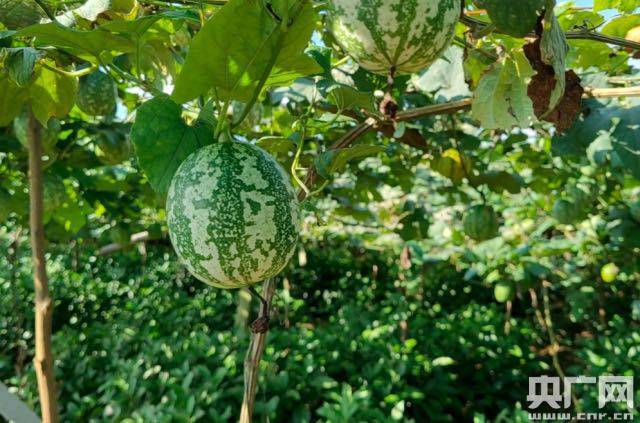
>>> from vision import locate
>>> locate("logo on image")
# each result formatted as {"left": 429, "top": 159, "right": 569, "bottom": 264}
{"left": 527, "top": 375, "right": 634, "bottom": 421}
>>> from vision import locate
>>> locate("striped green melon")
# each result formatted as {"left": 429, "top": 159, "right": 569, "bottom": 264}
{"left": 166, "top": 141, "right": 301, "bottom": 289}
{"left": 328, "top": 0, "right": 460, "bottom": 75}
{"left": 76, "top": 70, "right": 117, "bottom": 116}
{"left": 463, "top": 204, "right": 500, "bottom": 241}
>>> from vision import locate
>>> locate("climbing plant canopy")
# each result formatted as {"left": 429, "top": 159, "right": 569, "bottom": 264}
{"left": 1, "top": 0, "right": 640, "bottom": 421}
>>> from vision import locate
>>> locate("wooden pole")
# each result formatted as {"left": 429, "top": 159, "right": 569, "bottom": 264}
{"left": 239, "top": 278, "right": 277, "bottom": 423}
{"left": 27, "top": 110, "right": 60, "bottom": 423}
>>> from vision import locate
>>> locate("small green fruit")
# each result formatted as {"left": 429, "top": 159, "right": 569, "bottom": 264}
{"left": 551, "top": 199, "right": 580, "bottom": 225}
{"left": 463, "top": 204, "right": 500, "bottom": 241}
{"left": 494, "top": 281, "right": 515, "bottom": 303}
{"left": 600, "top": 263, "right": 619, "bottom": 283}
{"left": 76, "top": 70, "right": 117, "bottom": 116}
{"left": 96, "top": 133, "right": 131, "bottom": 165}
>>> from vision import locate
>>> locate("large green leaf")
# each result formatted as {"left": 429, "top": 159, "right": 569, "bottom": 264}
{"left": 100, "top": 10, "right": 199, "bottom": 37}
{"left": 130, "top": 95, "right": 215, "bottom": 194}
{"left": 172, "top": 0, "right": 319, "bottom": 103}
{"left": 553, "top": 99, "right": 640, "bottom": 180}
{"left": 28, "top": 62, "right": 78, "bottom": 125}
{"left": 601, "top": 14, "right": 640, "bottom": 38}
{"left": 0, "top": 60, "right": 76, "bottom": 126}
{"left": 594, "top": 0, "right": 638, "bottom": 13}
{"left": 412, "top": 46, "right": 470, "bottom": 101}
{"left": 472, "top": 52, "right": 536, "bottom": 130}
{"left": 327, "top": 85, "right": 375, "bottom": 114}
{"left": 16, "top": 23, "right": 135, "bottom": 63}
{"left": 552, "top": 99, "right": 615, "bottom": 156}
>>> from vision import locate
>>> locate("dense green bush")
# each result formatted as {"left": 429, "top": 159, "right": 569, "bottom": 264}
{"left": 1, "top": 229, "right": 638, "bottom": 422}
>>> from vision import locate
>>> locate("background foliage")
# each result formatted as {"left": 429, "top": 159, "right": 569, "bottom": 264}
{"left": 0, "top": 0, "right": 639, "bottom": 421}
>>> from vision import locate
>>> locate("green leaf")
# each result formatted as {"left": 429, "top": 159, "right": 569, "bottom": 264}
{"left": 314, "top": 145, "right": 385, "bottom": 180}
{"left": 28, "top": 63, "right": 78, "bottom": 125}
{"left": 0, "top": 60, "right": 76, "bottom": 126}
{"left": 396, "top": 201, "right": 430, "bottom": 241}
{"left": 552, "top": 100, "right": 640, "bottom": 164}
{"left": 130, "top": 95, "right": 215, "bottom": 194}
{"left": 172, "top": 0, "right": 318, "bottom": 103}
{"left": 100, "top": 10, "right": 199, "bottom": 37}
{"left": 0, "top": 76, "right": 28, "bottom": 125}
{"left": 594, "top": 0, "right": 638, "bottom": 13}
{"left": 565, "top": 40, "right": 618, "bottom": 72}
{"left": 552, "top": 99, "right": 615, "bottom": 156}
{"left": 431, "top": 148, "right": 473, "bottom": 184}
{"left": 540, "top": 2, "right": 569, "bottom": 112}
{"left": 266, "top": 51, "right": 322, "bottom": 88}
{"left": 601, "top": 14, "right": 640, "bottom": 38}
{"left": 412, "top": 46, "right": 471, "bottom": 101}
{"left": 327, "top": 85, "right": 375, "bottom": 114}
{"left": 471, "top": 52, "right": 536, "bottom": 130}
{"left": 0, "top": 187, "right": 27, "bottom": 221}
{"left": 472, "top": 171, "right": 524, "bottom": 194}
{"left": 16, "top": 23, "right": 135, "bottom": 63}
{"left": 5, "top": 47, "right": 39, "bottom": 87}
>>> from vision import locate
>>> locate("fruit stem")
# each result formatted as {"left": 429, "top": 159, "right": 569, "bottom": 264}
{"left": 39, "top": 62, "right": 97, "bottom": 78}
{"left": 291, "top": 123, "right": 310, "bottom": 196}
{"left": 214, "top": 98, "right": 231, "bottom": 141}
{"left": 379, "top": 67, "right": 398, "bottom": 120}
{"left": 248, "top": 285, "right": 270, "bottom": 334}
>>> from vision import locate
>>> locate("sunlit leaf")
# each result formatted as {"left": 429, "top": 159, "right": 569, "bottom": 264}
{"left": 130, "top": 95, "right": 215, "bottom": 194}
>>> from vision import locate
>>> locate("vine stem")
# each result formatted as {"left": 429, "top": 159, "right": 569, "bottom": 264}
{"left": 27, "top": 110, "right": 59, "bottom": 423}
{"left": 214, "top": 98, "right": 230, "bottom": 140}
{"left": 39, "top": 62, "right": 97, "bottom": 78}
{"left": 460, "top": 13, "right": 640, "bottom": 51}
{"left": 291, "top": 124, "right": 310, "bottom": 197}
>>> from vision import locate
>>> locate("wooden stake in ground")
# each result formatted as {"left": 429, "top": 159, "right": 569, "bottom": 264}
{"left": 27, "top": 110, "right": 60, "bottom": 423}
{"left": 239, "top": 278, "right": 277, "bottom": 423}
